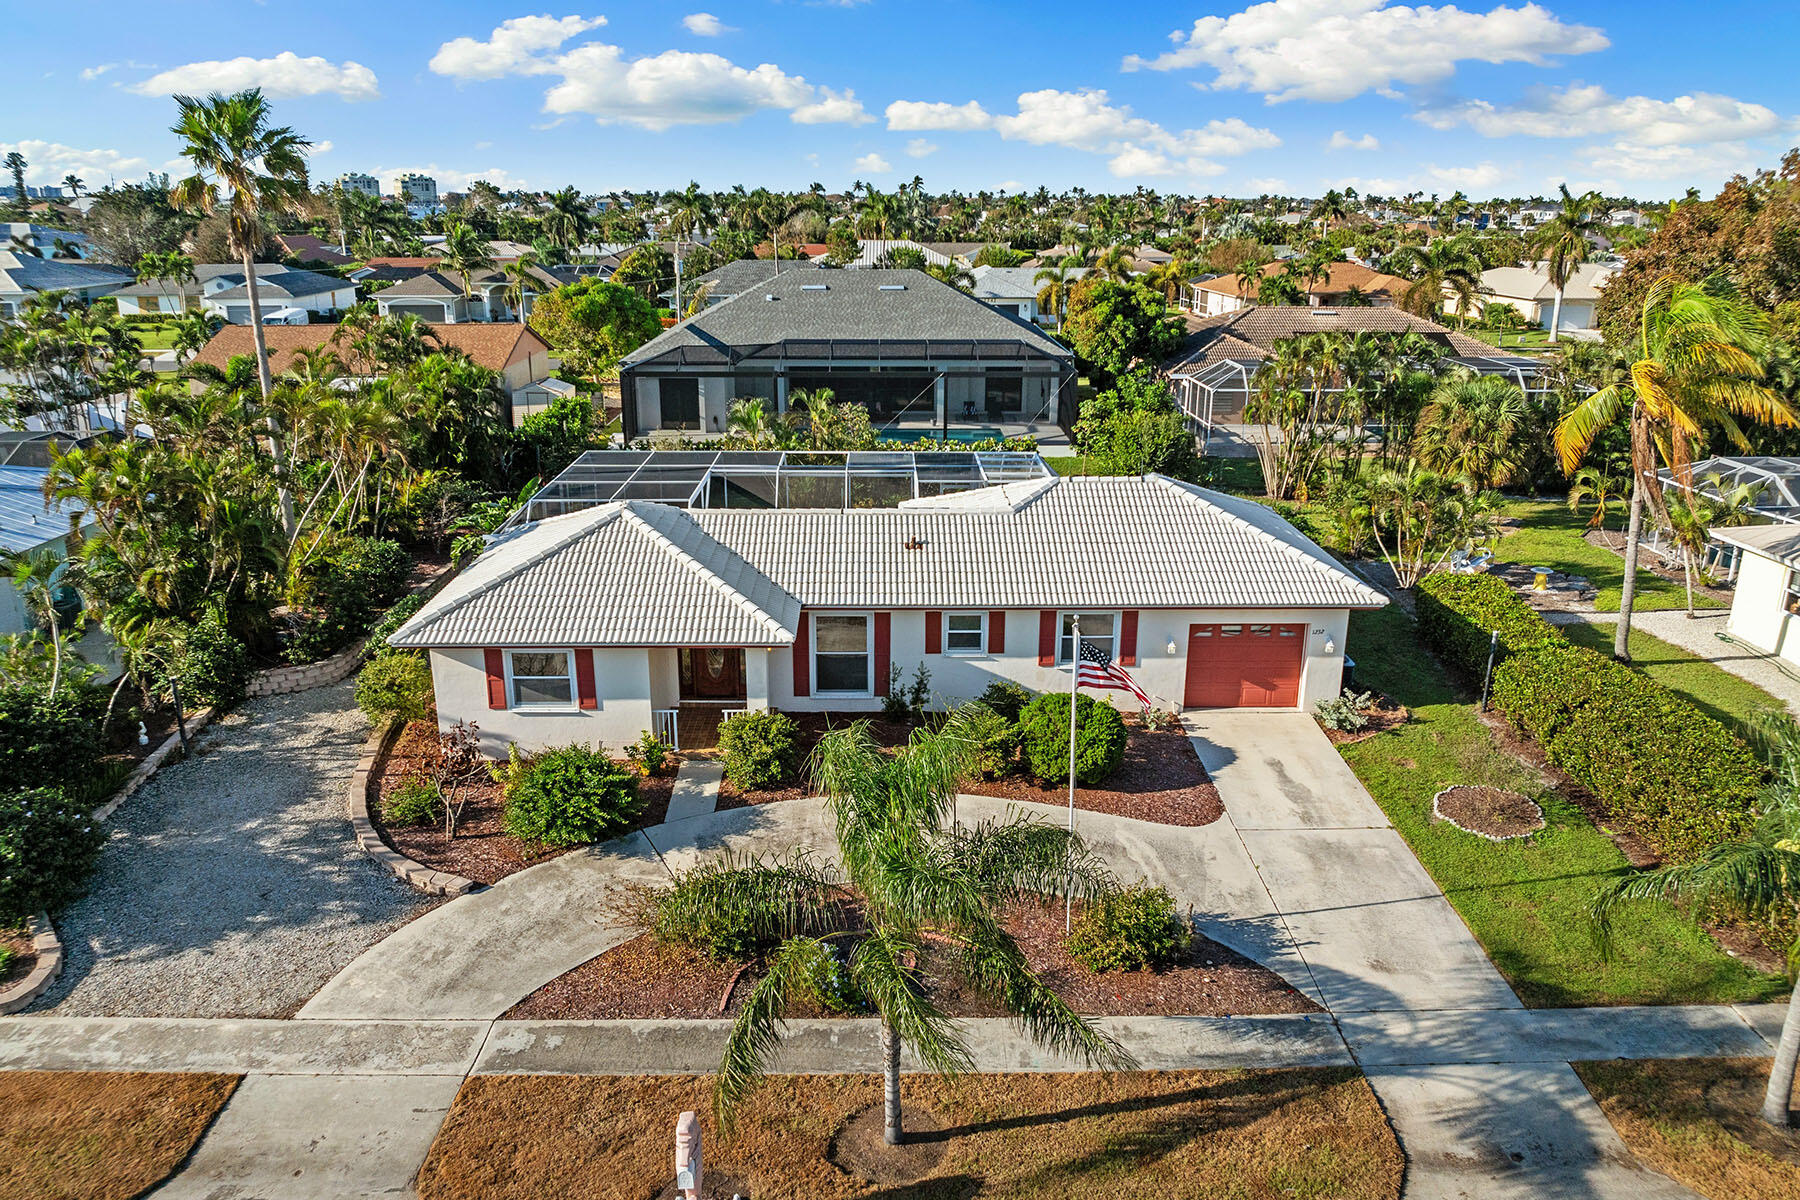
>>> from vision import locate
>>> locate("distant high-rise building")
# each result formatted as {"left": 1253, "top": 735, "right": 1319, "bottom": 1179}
{"left": 333, "top": 172, "right": 379, "bottom": 198}
{"left": 396, "top": 174, "right": 439, "bottom": 208}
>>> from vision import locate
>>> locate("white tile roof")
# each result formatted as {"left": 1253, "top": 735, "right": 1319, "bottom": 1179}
{"left": 391, "top": 475, "right": 1386, "bottom": 648}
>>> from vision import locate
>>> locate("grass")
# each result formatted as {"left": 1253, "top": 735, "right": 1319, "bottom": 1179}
{"left": 1574, "top": 1058, "right": 1800, "bottom": 1200}
{"left": 1045, "top": 454, "right": 1267, "bottom": 495}
{"left": 0, "top": 1071, "right": 238, "bottom": 1200}
{"left": 1561, "top": 621, "right": 1785, "bottom": 745}
{"left": 1466, "top": 327, "right": 1554, "bottom": 349}
{"left": 416, "top": 1070, "right": 1402, "bottom": 1200}
{"left": 1495, "top": 498, "right": 1718, "bottom": 612}
{"left": 1339, "top": 604, "right": 1785, "bottom": 1008}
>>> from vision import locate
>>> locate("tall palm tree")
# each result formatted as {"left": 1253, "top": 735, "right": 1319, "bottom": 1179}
{"left": 502, "top": 252, "right": 541, "bottom": 324}
{"left": 1388, "top": 236, "right": 1483, "bottom": 324}
{"left": 3, "top": 152, "right": 25, "bottom": 212}
{"left": 168, "top": 87, "right": 311, "bottom": 537}
{"left": 1530, "top": 184, "right": 1604, "bottom": 343}
{"left": 1555, "top": 275, "right": 1797, "bottom": 660}
{"left": 542, "top": 186, "right": 589, "bottom": 253}
{"left": 1034, "top": 264, "right": 1077, "bottom": 323}
{"left": 2, "top": 547, "right": 73, "bottom": 698}
{"left": 715, "top": 710, "right": 1133, "bottom": 1145}
{"left": 135, "top": 250, "right": 197, "bottom": 313}
{"left": 61, "top": 174, "right": 84, "bottom": 199}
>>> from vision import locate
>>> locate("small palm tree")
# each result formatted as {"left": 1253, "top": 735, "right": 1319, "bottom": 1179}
{"left": 1412, "top": 374, "right": 1529, "bottom": 490}
{"left": 725, "top": 397, "right": 775, "bottom": 448}
{"left": 1389, "top": 236, "right": 1483, "bottom": 324}
{"left": 925, "top": 259, "right": 974, "bottom": 291}
{"left": 715, "top": 710, "right": 1135, "bottom": 1145}
{"left": 1033, "top": 264, "right": 1076, "bottom": 322}
{"left": 1663, "top": 476, "right": 1757, "bottom": 617}
{"left": 2, "top": 548, "right": 75, "bottom": 698}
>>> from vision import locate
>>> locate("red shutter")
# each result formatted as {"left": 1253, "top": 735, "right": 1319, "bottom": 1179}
{"left": 924, "top": 611, "right": 942, "bottom": 655}
{"left": 1037, "top": 610, "right": 1057, "bottom": 666}
{"left": 1119, "top": 610, "right": 1140, "bottom": 667}
{"left": 792, "top": 612, "right": 810, "bottom": 698}
{"left": 988, "top": 611, "right": 1006, "bottom": 654}
{"left": 483, "top": 648, "right": 506, "bottom": 709}
{"left": 574, "top": 648, "right": 597, "bottom": 709}
{"left": 873, "top": 612, "right": 892, "bottom": 696}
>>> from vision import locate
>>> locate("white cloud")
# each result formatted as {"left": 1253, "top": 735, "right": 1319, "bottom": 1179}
{"left": 308, "top": 139, "right": 335, "bottom": 156}
{"left": 1417, "top": 83, "right": 1791, "bottom": 147}
{"left": 997, "top": 180, "right": 1023, "bottom": 191}
{"left": 130, "top": 52, "right": 380, "bottom": 101}
{"left": 0, "top": 141, "right": 152, "bottom": 186}
{"left": 791, "top": 87, "right": 872, "bottom": 125}
{"left": 1328, "top": 130, "right": 1380, "bottom": 151}
{"left": 1577, "top": 140, "right": 1764, "bottom": 184}
{"left": 905, "top": 138, "right": 938, "bottom": 158}
{"left": 884, "top": 100, "right": 993, "bottom": 131}
{"left": 1428, "top": 161, "right": 1505, "bottom": 191}
{"left": 1248, "top": 176, "right": 1291, "bottom": 192}
{"left": 855, "top": 152, "right": 892, "bottom": 174}
{"left": 372, "top": 164, "right": 534, "bottom": 193}
{"left": 429, "top": 15, "right": 607, "bottom": 79}
{"left": 682, "top": 12, "right": 733, "bottom": 36}
{"left": 80, "top": 61, "right": 153, "bottom": 82}
{"left": 1123, "top": 0, "right": 1608, "bottom": 103}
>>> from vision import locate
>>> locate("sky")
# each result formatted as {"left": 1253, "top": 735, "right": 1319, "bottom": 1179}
{"left": 8, "top": 0, "right": 1799, "bottom": 203}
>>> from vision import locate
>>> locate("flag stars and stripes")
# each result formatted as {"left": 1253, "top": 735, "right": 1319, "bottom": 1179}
{"left": 1076, "top": 639, "right": 1152, "bottom": 709}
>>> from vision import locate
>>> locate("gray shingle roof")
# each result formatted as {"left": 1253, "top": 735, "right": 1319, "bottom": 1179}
{"left": 968, "top": 265, "right": 1087, "bottom": 300}
{"left": 691, "top": 259, "right": 823, "bottom": 296}
{"left": 1165, "top": 306, "right": 1498, "bottom": 371}
{"left": 0, "top": 251, "right": 132, "bottom": 296}
{"left": 203, "top": 267, "right": 350, "bottom": 302}
{"left": 390, "top": 475, "right": 1385, "bottom": 648}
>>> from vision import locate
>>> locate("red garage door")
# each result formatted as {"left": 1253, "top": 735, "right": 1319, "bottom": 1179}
{"left": 1184, "top": 623, "right": 1305, "bottom": 708}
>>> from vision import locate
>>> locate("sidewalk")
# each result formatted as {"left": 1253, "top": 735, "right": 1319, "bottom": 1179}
{"left": 1546, "top": 608, "right": 1800, "bottom": 715}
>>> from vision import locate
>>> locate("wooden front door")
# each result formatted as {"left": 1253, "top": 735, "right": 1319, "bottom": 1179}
{"left": 681, "top": 648, "right": 745, "bottom": 700}
{"left": 1184, "top": 623, "right": 1305, "bottom": 708}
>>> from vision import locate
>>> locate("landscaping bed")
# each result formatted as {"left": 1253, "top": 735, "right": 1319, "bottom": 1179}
{"left": 714, "top": 711, "right": 915, "bottom": 808}
{"left": 1431, "top": 784, "right": 1544, "bottom": 840}
{"left": 0, "top": 927, "right": 35, "bottom": 990}
{"left": 1318, "top": 693, "right": 1410, "bottom": 745}
{"left": 963, "top": 725, "right": 1223, "bottom": 826}
{"left": 415, "top": 1069, "right": 1402, "bottom": 1200}
{"left": 370, "top": 720, "right": 678, "bottom": 886}
{"left": 503, "top": 898, "right": 1315, "bottom": 1020}
{"left": 0, "top": 1070, "right": 239, "bottom": 1200}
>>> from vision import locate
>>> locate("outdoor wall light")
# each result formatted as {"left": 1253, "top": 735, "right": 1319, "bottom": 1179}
{"left": 1166, "top": 637, "right": 1179, "bottom": 655}
{"left": 1324, "top": 637, "right": 1337, "bottom": 655}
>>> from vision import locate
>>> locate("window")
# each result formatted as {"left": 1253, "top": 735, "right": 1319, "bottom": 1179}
{"left": 660, "top": 378, "right": 701, "bottom": 430}
{"left": 507, "top": 650, "right": 575, "bottom": 708}
{"left": 1787, "top": 569, "right": 1800, "bottom": 615}
{"left": 1057, "top": 612, "right": 1116, "bottom": 665}
{"left": 945, "top": 612, "right": 985, "bottom": 656}
{"left": 813, "top": 613, "right": 872, "bottom": 695}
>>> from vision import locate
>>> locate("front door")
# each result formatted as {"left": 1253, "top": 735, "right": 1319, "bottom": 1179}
{"left": 680, "top": 648, "right": 745, "bottom": 700}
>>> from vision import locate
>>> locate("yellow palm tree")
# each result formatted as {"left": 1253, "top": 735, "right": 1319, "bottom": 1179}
{"left": 1555, "top": 274, "right": 1797, "bottom": 660}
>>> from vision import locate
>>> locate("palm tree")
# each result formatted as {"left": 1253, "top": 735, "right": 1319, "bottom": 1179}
{"left": 61, "top": 174, "right": 84, "bottom": 199}
{"left": 1555, "top": 275, "right": 1797, "bottom": 660}
{"left": 1530, "top": 184, "right": 1603, "bottom": 343}
{"left": 1308, "top": 189, "right": 1350, "bottom": 229}
{"left": 725, "top": 397, "right": 775, "bottom": 448}
{"left": 1388, "top": 236, "right": 1483, "bottom": 324}
{"left": 3, "top": 152, "right": 25, "bottom": 211}
{"left": 170, "top": 311, "right": 221, "bottom": 363}
{"left": 135, "top": 250, "right": 197, "bottom": 314}
{"left": 168, "top": 87, "right": 311, "bottom": 537}
{"left": 1592, "top": 713, "right": 1800, "bottom": 1128}
{"left": 1235, "top": 257, "right": 1268, "bottom": 305}
{"left": 1412, "top": 374, "right": 1528, "bottom": 490}
{"left": 1090, "top": 244, "right": 1134, "bottom": 283}
{"left": 439, "top": 222, "right": 496, "bottom": 305}
{"left": 542, "top": 186, "right": 589, "bottom": 253}
{"left": 1663, "top": 476, "right": 1757, "bottom": 618}
{"left": 502, "top": 252, "right": 541, "bottom": 324}
{"left": 715, "top": 710, "right": 1134, "bottom": 1145}
{"left": 1, "top": 547, "right": 74, "bottom": 698}
{"left": 925, "top": 259, "right": 974, "bottom": 291}
{"left": 1034, "top": 264, "right": 1077, "bottom": 323}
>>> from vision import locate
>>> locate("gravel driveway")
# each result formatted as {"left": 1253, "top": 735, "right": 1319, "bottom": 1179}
{"left": 29, "top": 680, "right": 436, "bottom": 1017}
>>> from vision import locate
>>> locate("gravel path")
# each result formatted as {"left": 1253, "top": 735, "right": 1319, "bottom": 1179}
{"left": 28, "top": 680, "right": 436, "bottom": 1017}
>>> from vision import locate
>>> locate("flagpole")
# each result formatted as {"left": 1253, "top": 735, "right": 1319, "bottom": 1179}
{"left": 1066, "top": 614, "right": 1079, "bottom": 933}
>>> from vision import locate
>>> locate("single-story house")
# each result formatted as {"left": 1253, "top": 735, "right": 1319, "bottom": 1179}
{"left": 619, "top": 268, "right": 1075, "bottom": 441}
{"left": 0, "top": 251, "right": 132, "bottom": 319}
{"left": 373, "top": 265, "right": 561, "bottom": 324}
{"left": 113, "top": 263, "right": 357, "bottom": 322}
{"left": 1706, "top": 523, "right": 1800, "bottom": 666}
{"left": 1185, "top": 261, "right": 1408, "bottom": 316}
{"left": 968, "top": 265, "right": 1088, "bottom": 327}
{"left": 0, "top": 464, "right": 89, "bottom": 636}
{"left": 1448, "top": 262, "right": 1615, "bottom": 334}
{"left": 388, "top": 471, "right": 1387, "bottom": 756}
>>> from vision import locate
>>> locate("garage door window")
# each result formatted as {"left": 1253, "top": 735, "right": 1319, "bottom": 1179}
{"left": 1057, "top": 613, "right": 1115, "bottom": 665}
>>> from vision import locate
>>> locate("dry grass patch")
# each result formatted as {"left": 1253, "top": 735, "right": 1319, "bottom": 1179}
{"left": 0, "top": 1071, "right": 238, "bottom": 1200}
{"left": 1575, "top": 1058, "right": 1800, "bottom": 1199}
{"left": 417, "top": 1069, "right": 1400, "bottom": 1200}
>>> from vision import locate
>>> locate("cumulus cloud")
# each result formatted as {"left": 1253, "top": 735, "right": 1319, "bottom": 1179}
{"left": 130, "top": 52, "right": 380, "bottom": 101}
{"left": 884, "top": 100, "right": 994, "bottom": 131}
{"left": 1123, "top": 0, "right": 1608, "bottom": 103}
{"left": 1416, "top": 83, "right": 1791, "bottom": 147}
{"left": 429, "top": 15, "right": 607, "bottom": 79}
{"left": 1429, "top": 161, "right": 1505, "bottom": 190}
{"left": 682, "top": 12, "right": 733, "bottom": 36}
{"left": 791, "top": 87, "right": 872, "bottom": 125}
{"left": 855, "top": 152, "right": 893, "bottom": 173}
{"left": 905, "top": 138, "right": 938, "bottom": 158}
{"left": 1328, "top": 130, "right": 1380, "bottom": 151}
{"left": 309, "top": 139, "right": 335, "bottom": 156}
{"left": 0, "top": 140, "right": 150, "bottom": 186}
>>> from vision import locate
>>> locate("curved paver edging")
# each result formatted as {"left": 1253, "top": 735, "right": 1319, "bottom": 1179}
{"left": 1431, "top": 784, "right": 1546, "bottom": 842}
{"left": 349, "top": 716, "right": 480, "bottom": 898}
{"left": 0, "top": 911, "right": 63, "bottom": 1015}
{"left": 92, "top": 707, "right": 217, "bottom": 824}
{"left": 248, "top": 566, "right": 463, "bottom": 699}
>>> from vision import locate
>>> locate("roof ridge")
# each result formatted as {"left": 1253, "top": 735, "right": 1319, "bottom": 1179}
{"left": 619, "top": 504, "right": 795, "bottom": 640}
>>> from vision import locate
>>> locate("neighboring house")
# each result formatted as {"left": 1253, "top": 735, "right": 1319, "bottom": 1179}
{"left": 618, "top": 269, "right": 1076, "bottom": 441}
{"left": 113, "top": 263, "right": 357, "bottom": 322}
{"left": 0, "top": 464, "right": 90, "bottom": 637}
{"left": 510, "top": 376, "right": 580, "bottom": 428}
{"left": 1707, "top": 523, "right": 1800, "bottom": 668}
{"left": 1513, "top": 203, "right": 1561, "bottom": 227}
{"left": 840, "top": 239, "right": 974, "bottom": 270}
{"left": 968, "top": 264, "right": 1088, "bottom": 327}
{"left": 1452, "top": 262, "right": 1616, "bottom": 334}
{"left": 277, "top": 233, "right": 356, "bottom": 267}
{"left": 1184, "top": 261, "right": 1408, "bottom": 316}
{"left": 0, "top": 250, "right": 132, "bottom": 319}
{"left": 685, "top": 259, "right": 823, "bottom": 308}
{"left": 388, "top": 466, "right": 1387, "bottom": 756}
{"left": 2, "top": 223, "right": 92, "bottom": 259}
{"left": 374, "top": 265, "right": 561, "bottom": 324}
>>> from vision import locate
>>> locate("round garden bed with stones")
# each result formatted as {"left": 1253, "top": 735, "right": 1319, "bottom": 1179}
{"left": 1432, "top": 785, "right": 1545, "bottom": 841}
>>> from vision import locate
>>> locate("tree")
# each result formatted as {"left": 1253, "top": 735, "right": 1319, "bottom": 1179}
{"left": 169, "top": 87, "right": 312, "bottom": 537}
{"left": 925, "top": 259, "right": 974, "bottom": 291}
{"left": 1033, "top": 263, "right": 1078, "bottom": 323}
{"left": 439, "top": 222, "right": 495, "bottom": 302}
{"left": 3, "top": 152, "right": 25, "bottom": 214}
{"left": 502, "top": 252, "right": 541, "bottom": 324}
{"left": 171, "top": 311, "right": 221, "bottom": 362}
{"left": 542, "top": 186, "right": 590, "bottom": 252}
{"left": 1411, "top": 374, "right": 1529, "bottom": 490}
{"left": 135, "top": 251, "right": 196, "bottom": 313}
{"left": 613, "top": 242, "right": 673, "bottom": 301}
{"left": 1257, "top": 269, "right": 1305, "bottom": 306}
{"left": 823, "top": 221, "right": 860, "bottom": 267}
{"left": 1530, "top": 185, "right": 1604, "bottom": 343}
{"left": 1362, "top": 463, "right": 1499, "bottom": 587}
{"left": 715, "top": 710, "right": 1134, "bottom": 1145}
{"left": 82, "top": 177, "right": 195, "bottom": 264}
{"left": 1389, "top": 236, "right": 1484, "bottom": 324}
{"left": 1073, "top": 374, "right": 1200, "bottom": 479}
{"left": 1555, "top": 275, "right": 1796, "bottom": 660}
{"left": 1245, "top": 331, "right": 1354, "bottom": 499}
{"left": 1060, "top": 278, "right": 1183, "bottom": 387}
{"left": 527, "top": 279, "right": 661, "bottom": 378}
{"left": 1662, "top": 476, "right": 1757, "bottom": 617}
{"left": 724, "top": 397, "right": 776, "bottom": 449}
{"left": 1, "top": 548, "right": 75, "bottom": 698}
{"left": 61, "top": 174, "right": 84, "bottom": 199}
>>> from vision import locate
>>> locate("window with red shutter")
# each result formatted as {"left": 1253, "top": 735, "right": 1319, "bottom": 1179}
{"left": 1119, "top": 611, "right": 1139, "bottom": 666}
{"left": 483, "top": 648, "right": 506, "bottom": 709}
{"left": 988, "top": 611, "right": 1006, "bottom": 654}
{"left": 924, "top": 611, "right": 942, "bottom": 655}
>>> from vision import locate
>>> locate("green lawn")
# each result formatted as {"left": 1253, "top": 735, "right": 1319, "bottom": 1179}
{"left": 128, "top": 321, "right": 182, "bottom": 350}
{"left": 1339, "top": 603, "right": 1784, "bottom": 1008}
{"left": 1560, "top": 622, "right": 1784, "bottom": 745}
{"left": 1495, "top": 499, "right": 1719, "bottom": 612}
{"left": 1466, "top": 328, "right": 1554, "bottom": 349}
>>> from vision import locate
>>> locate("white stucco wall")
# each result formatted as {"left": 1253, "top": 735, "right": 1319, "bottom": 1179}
{"left": 429, "top": 646, "right": 656, "bottom": 757}
{"left": 1726, "top": 550, "right": 1800, "bottom": 663}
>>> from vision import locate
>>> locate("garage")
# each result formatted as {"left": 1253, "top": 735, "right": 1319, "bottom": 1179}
{"left": 1184, "top": 622, "right": 1304, "bottom": 708}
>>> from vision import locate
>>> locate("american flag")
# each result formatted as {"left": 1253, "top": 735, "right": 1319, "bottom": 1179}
{"left": 1076, "top": 640, "right": 1152, "bottom": 708}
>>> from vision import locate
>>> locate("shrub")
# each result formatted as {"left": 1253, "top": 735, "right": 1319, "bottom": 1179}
{"left": 173, "top": 608, "right": 251, "bottom": 708}
{"left": 1018, "top": 692, "right": 1127, "bottom": 785}
{"left": 964, "top": 705, "right": 1020, "bottom": 779}
{"left": 384, "top": 776, "right": 440, "bottom": 826}
{"left": 355, "top": 654, "right": 434, "bottom": 725}
{"left": 977, "top": 679, "right": 1034, "bottom": 722}
{"left": 367, "top": 594, "right": 427, "bottom": 657}
{"left": 0, "top": 788, "right": 107, "bottom": 923}
{"left": 1414, "top": 572, "right": 1562, "bottom": 681}
{"left": 331, "top": 537, "right": 413, "bottom": 609}
{"left": 717, "top": 710, "right": 803, "bottom": 792}
{"left": 289, "top": 537, "right": 416, "bottom": 661}
{"left": 1066, "top": 884, "right": 1191, "bottom": 973}
{"left": 1492, "top": 640, "right": 1763, "bottom": 861}
{"left": 627, "top": 729, "right": 675, "bottom": 777}
{"left": 0, "top": 683, "right": 104, "bottom": 791}
{"left": 1316, "top": 689, "right": 1376, "bottom": 733}
{"left": 649, "top": 851, "right": 836, "bottom": 961}
{"left": 496, "top": 743, "right": 642, "bottom": 848}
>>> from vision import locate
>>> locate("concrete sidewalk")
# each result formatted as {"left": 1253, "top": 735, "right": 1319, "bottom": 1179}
{"left": 1546, "top": 607, "right": 1800, "bottom": 715}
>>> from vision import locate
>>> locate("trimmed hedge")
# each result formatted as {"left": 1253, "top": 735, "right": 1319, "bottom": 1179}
{"left": 1414, "top": 573, "right": 1562, "bottom": 681}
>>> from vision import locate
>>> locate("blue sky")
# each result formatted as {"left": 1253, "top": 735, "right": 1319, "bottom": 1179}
{"left": 10, "top": 1, "right": 1799, "bottom": 201}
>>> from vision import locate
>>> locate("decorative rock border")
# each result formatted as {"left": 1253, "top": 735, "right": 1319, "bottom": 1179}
{"left": 0, "top": 911, "right": 63, "bottom": 1015}
{"left": 349, "top": 717, "right": 479, "bottom": 897}
{"left": 1431, "top": 785, "right": 1546, "bottom": 842}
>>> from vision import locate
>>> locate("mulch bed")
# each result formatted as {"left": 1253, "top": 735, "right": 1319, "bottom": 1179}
{"left": 1319, "top": 694, "right": 1410, "bottom": 745}
{"left": 370, "top": 722, "right": 678, "bottom": 886}
{"left": 1431, "top": 784, "right": 1545, "bottom": 840}
{"left": 0, "top": 929, "right": 35, "bottom": 990}
{"left": 964, "top": 726, "right": 1224, "bottom": 827}
{"left": 714, "top": 712, "right": 915, "bottom": 810}
{"left": 503, "top": 899, "right": 1317, "bottom": 1021}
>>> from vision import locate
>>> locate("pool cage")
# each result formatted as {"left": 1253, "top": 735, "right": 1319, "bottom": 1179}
{"left": 1650, "top": 457, "right": 1800, "bottom": 578}
{"left": 501, "top": 449, "right": 1055, "bottom": 529}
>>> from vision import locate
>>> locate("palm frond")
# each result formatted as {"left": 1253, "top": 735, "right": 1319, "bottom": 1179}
{"left": 1590, "top": 842, "right": 1800, "bottom": 962}
{"left": 713, "top": 935, "right": 838, "bottom": 1129}
{"left": 850, "top": 929, "right": 974, "bottom": 1077}
{"left": 952, "top": 921, "right": 1139, "bottom": 1071}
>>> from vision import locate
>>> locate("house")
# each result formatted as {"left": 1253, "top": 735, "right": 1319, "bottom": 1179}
{"left": 112, "top": 263, "right": 357, "bottom": 322}
{"left": 2, "top": 223, "right": 93, "bottom": 259}
{"left": 1184, "top": 261, "right": 1409, "bottom": 316}
{"left": 618, "top": 269, "right": 1075, "bottom": 442}
{"left": 0, "top": 251, "right": 132, "bottom": 319}
{"left": 1453, "top": 262, "right": 1615, "bottom": 334}
{"left": 387, "top": 464, "right": 1388, "bottom": 756}
{"left": 1705, "top": 523, "right": 1800, "bottom": 667}
{"left": 685, "top": 259, "right": 824, "bottom": 307}
{"left": 277, "top": 233, "right": 356, "bottom": 267}
{"left": 840, "top": 240, "right": 977, "bottom": 270}
{"left": 968, "top": 264, "right": 1088, "bottom": 327}
{"left": 373, "top": 264, "right": 561, "bottom": 324}
{"left": 0, "top": 464, "right": 91, "bottom": 637}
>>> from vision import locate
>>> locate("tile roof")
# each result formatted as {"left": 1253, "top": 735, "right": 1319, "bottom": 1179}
{"left": 390, "top": 475, "right": 1385, "bottom": 648}
{"left": 188, "top": 322, "right": 548, "bottom": 375}
{"left": 1189, "top": 260, "right": 1407, "bottom": 298}
{"left": 0, "top": 465, "right": 90, "bottom": 554}
{"left": 1165, "top": 306, "right": 1496, "bottom": 371}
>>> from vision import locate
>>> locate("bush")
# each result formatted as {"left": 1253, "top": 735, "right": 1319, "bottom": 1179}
{"left": 0, "top": 788, "right": 106, "bottom": 923}
{"left": 964, "top": 705, "right": 1020, "bottom": 779}
{"left": 627, "top": 729, "right": 674, "bottom": 777}
{"left": 0, "top": 683, "right": 104, "bottom": 792}
{"left": 1492, "top": 641, "right": 1762, "bottom": 861}
{"left": 367, "top": 594, "right": 427, "bottom": 658}
{"left": 1316, "top": 689, "right": 1376, "bottom": 733}
{"left": 649, "top": 851, "right": 835, "bottom": 961}
{"left": 1066, "top": 884, "right": 1191, "bottom": 973}
{"left": 1018, "top": 692, "right": 1127, "bottom": 785}
{"left": 384, "top": 776, "right": 440, "bottom": 826}
{"left": 355, "top": 654, "right": 434, "bottom": 725}
{"left": 496, "top": 743, "right": 642, "bottom": 848}
{"left": 1414, "top": 572, "right": 1562, "bottom": 682}
{"left": 977, "top": 679, "right": 1034, "bottom": 722}
{"left": 717, "top": 710, "right": 803, "bottom": 792}
{"left": 332, "top": 536, "right": 412, "bottom": 609}
{"left": 174, "top": 608, "right": 252, "bottom": 708}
